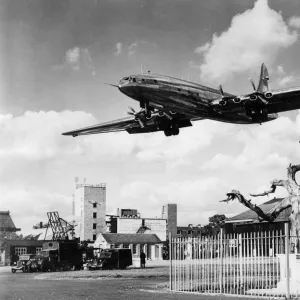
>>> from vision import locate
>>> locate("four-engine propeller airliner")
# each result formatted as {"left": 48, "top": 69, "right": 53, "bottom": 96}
{"left": 62, "top": 63, "right": 300, "bottom": 137}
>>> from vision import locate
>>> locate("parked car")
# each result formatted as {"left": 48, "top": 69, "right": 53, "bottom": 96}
{"left": 11, "top": 254, "right": 37, "bottom": 273}
{"left": 87, "top": 248, "right": 132, "bottom": 270}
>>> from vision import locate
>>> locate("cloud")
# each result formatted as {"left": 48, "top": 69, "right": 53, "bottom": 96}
{"left": 120, "top": 177, "right": 230, "bottom": 225}
{"left": 114, "top": 42, "right": 122, "bottom": 56}
{"left": 53, "top": 47, "right": 96, "bottom": 76}
{"left": 277, "top": 75, "right": 296, "bottom": 87}
{"left": 127, "top": 40, "right": 158, "bottom": 57}
{"left": 128, "top": 42, "right": 138, "bottom": 57}
{"left": 196, "top": 0, "right": 298, "bottom": 83}
{"left": 289, "top": 16, "right": 300, "bottom": 29}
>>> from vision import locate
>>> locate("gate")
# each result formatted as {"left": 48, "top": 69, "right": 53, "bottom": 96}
{"left": 169, "top": 224, "right": 300, "bottom": 298}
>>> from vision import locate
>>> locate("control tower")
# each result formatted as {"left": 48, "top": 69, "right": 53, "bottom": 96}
{"left": 74, "top": 183, "right": 106, "bottom": 241}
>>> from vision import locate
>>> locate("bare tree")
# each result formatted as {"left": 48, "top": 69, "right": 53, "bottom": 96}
{"left": 221, "top": 163, "right": 300, "bottom": 237}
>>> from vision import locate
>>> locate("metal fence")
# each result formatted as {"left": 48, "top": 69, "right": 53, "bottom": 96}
{"left": 169, "top": 224, "right": 300, "bottom": 298}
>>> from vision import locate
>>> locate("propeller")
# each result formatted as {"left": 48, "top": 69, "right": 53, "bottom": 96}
{"left": 249, "top": 78, "right": 256, "bottom": 91}
{"left": 127, "top": 106, "right": 146, "bottom": 128}
{"left": 248, "top": 78, "right": 268, "bottom": 104}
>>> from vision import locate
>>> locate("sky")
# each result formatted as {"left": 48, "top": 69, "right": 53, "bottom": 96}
{"left": 1, "top": 0, "right": 300, "bottom": 234}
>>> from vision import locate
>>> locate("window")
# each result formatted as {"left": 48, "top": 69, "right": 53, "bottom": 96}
{"left": 36, "top": 247, "right": 42, "bottom": 255}
{"left": 93, "top": 223, "right": 97, "bottom": 230}
{"left": 15, "top": 247, "right": 27, "bottom": 256}
{"left": 123, "top": 244, "right": 130, "bottom": 249}
{"left": 93, "top": 212, "right": 97, "bottom": 218}
{"left": 177, "top": 230, "right": 181, "bottom": 234}
{"left": 93, "top": 203, "right": 97, "bottom": 208}
{"left": 142, "top": 79, "right": 145, "bottom": 82}
{"left": 188, "top": 230, "right": 192, "bottom": 234}
{"left": 132, "top": 78, "right": 136, "bottom": 82}
{"left": 132, "top": 244, "right": 137, "bottom": 254}
{"left": 93, "top": 234, "right": 97, "bottom": 241}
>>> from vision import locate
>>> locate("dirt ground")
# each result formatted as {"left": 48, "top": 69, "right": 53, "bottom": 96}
{"left": 0, "top": 265, "right": 261, "bottom": 300}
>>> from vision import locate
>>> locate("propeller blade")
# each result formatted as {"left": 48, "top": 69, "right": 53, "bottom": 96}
{"left": 128, "top": 106, "right": 136, "bottom": 113}
{"left": 219, "top": 85, "right": 224, "bottom": 96}
{"left": 257, "top": 95, "right": 268, "bottom": 105}
{"left": 249, "top": 78, "right": 256, "bottom": 91}
{"left": 127, "top": 111, "right": 135, "bottom": 116}
{"left": 137, "top": 118, "right": 145, "bottom": 128}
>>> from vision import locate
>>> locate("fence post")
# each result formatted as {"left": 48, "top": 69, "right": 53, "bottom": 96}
{"left": 169, "top": 232, "right": 172, "bottom": 291}
{"left": 219, "top": 229, "right": 223, "bottom": 294}
{"left": 239, "top": 233, "right": 243, "bottom": 288}
{"left": 284, "top": 223, "right": 290, "bottom": 299}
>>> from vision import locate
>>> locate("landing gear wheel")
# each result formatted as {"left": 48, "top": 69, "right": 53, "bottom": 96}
{"left": 164, "top": 127, "right": 179, "bottom": 136}
{"left": 164, "top": 128, "right": 172, "bottom": 137}
{"left": 172, "top": 127, "right": 179, "bottom": 135}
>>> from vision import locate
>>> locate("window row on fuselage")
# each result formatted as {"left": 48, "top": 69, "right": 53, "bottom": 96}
{"left": 120, "top": 76, "right": 214, "bottom": 100}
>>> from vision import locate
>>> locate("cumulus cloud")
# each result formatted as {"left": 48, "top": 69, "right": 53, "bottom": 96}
{"left": 196, "top": 0, "right": 298, "bottom": 83}
{"left": 3, "top": 109, "right": 300, "bottom": 231}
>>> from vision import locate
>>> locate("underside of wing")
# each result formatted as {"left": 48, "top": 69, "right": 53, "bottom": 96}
{"left": 62, "top": 112, "right": 206, "bottom": 137}
{"left": 62, "top": 116, "right": 139, "bottom": 136}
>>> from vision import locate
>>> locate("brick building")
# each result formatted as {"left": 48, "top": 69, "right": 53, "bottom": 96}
{"left": 74, "top": 184, "right": 106, "bottom": 241}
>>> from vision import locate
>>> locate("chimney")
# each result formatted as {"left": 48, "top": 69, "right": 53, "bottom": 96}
{"left": 117, "top": 208, "right": 120, "bottom": 217}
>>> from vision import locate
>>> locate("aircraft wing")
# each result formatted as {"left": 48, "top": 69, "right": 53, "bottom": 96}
{"left": 62, "top": 113, "right": 203, "bottom": 137}
{"left": 62, "top": 116, "right": 140, "bottom": 136}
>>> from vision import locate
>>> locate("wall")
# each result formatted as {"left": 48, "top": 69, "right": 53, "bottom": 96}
{"left": 162, "top": 204, "right": 177, "bottom": 238}
{"left": 116, "top": 218, "right": 167, "bottom": 242}
{"left": 74, "top": 184, "right": 106, "bottom": 241}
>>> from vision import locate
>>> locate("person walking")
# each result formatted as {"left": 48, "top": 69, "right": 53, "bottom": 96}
{"left": 140, "top": 251, "right": 146, "bottom": 268}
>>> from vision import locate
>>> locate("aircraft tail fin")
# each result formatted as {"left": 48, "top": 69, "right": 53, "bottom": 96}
{"left": 257, "top": 63, "right": 269, "bottom": 93}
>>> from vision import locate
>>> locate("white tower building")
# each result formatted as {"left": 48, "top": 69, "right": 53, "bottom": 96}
{"left": 74, "top": 183, "right": 106, "bottom": 241}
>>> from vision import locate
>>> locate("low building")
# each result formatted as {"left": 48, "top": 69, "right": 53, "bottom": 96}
{"left": 1, "top": 239, "right": 44, "bottom": 266}
{"left": 225, "top": 197, "right": 290, "bottom": 234}
{"left": 177, "top": 225, "right": 202, "bottom": 237}
{"left": 94, "top": 233, "right": 163, "bottom": 260}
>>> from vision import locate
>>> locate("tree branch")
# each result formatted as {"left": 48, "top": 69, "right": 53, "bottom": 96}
{"left": 250, "top": 180, "right": 287, "bottom": 197}
{"left": 221, "top": 190, "right": 284, "bottom": 222}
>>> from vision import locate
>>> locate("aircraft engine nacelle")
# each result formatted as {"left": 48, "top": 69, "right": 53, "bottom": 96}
{"left": 264, "top": 91, "right": 273, "bottom": 98}
{"left": 219, "top": 99, "right": 227, "bottom": 106}
{"left": 233, "top": 97, "right": 241, "bottom": 104}
{"left": 250, "top": 94, "right": 258, "bottom": 101}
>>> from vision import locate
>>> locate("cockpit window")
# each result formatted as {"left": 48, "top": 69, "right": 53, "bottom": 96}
{"left": 132, "top": 78, "right": 136, "bottom": 82}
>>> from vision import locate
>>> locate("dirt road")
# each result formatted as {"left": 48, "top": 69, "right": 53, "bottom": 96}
{"left": 0, "top": 266, "right": 255, "bottom": 300}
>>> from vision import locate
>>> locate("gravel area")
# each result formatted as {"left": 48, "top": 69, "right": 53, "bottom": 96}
{"left": 34, "top": 262, "right": 169, "bottom": 280}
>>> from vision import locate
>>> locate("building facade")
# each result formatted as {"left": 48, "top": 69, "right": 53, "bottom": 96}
{"left": 1, "top": 240, "right": 44, "bottom": 266}
{"left": 161, "top": 203, "right": 177, "bottom": 238}
{"left": 94, "top": 233, "right": 163, "bottom": 260}
{"left": 107, "top": 208, "right": 167, "bottom": 242}
{"left": 74, "top": 184, "right": 106, "bottom": 241}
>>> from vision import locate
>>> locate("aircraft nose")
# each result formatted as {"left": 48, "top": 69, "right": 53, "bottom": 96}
{"left": 119, "top": 83, "right": 137, "bottom": 97}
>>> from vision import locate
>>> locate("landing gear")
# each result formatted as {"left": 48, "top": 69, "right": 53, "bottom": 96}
{"left": 140, "top": 101, "right": 151, "bottom": 119}
{"left": 164, "top": 127, "right": 179, "bottom": 136}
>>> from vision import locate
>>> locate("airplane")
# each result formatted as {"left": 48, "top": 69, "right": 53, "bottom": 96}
{"left": 62, "top": 63, "right": 300, "bottom": 137}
